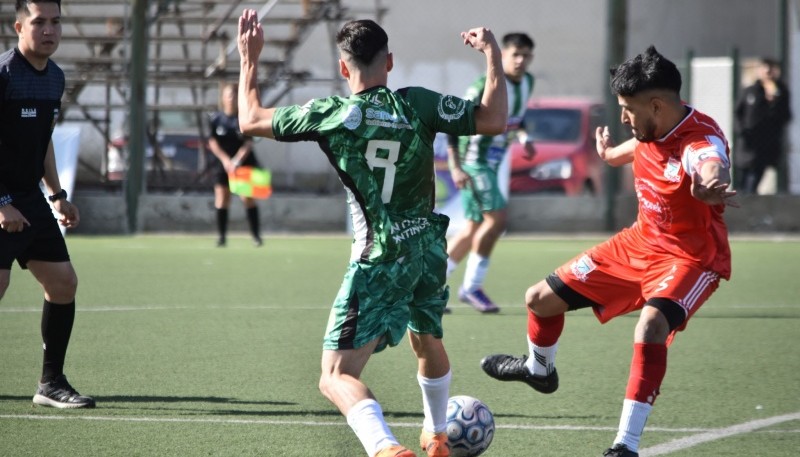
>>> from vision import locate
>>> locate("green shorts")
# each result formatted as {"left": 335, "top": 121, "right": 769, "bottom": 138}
{"left": 460, "top": 163, "right": 507, "bottom": 222}
{"left": 322, "top": 237, "right": 449, "bottom": 353}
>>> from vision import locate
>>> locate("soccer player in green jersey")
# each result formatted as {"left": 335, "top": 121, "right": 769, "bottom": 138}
{"left": 445, "top": 33, "right": 537, "bottom": 313}
{"left": 237, "top": 10, "right": 507, "bottom": 457}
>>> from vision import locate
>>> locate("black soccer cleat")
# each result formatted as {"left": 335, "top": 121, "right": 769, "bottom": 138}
{"left": 33, "top": 374, "right": 96, "bottom": 409}
{"left": 602, "top": 443, "right": 639, "bottom": 457}
{"left": 480, "top": 354, "right": 559, "bottom": 394}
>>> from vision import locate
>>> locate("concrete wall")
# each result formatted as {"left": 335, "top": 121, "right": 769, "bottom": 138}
{"left": 71, "top": 192, "right": 800, "bottom": 235}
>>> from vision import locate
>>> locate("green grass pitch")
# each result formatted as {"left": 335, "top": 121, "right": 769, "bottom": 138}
{"left": 1, "top": 235, "right": 798, "bottom": 456}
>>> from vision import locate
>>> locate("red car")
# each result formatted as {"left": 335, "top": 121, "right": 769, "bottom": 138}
{"left": 509, "top": 97, "right": 606, "bottom": 195}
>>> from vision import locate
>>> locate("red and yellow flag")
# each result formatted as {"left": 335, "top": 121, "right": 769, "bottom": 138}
{"left": 228, "top": 166, "right": 272, "bottom": 199}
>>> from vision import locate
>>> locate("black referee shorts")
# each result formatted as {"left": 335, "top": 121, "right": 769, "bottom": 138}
{"left": 0, "top": 190, "right": 70, "bottom": 270}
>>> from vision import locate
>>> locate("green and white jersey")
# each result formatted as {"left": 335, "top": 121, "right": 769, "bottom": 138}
{"left": 273, "top": 85, "right": 477, "bottom": 263}
{"left": 458, "top": 73, "right": 534, "bottom": 168}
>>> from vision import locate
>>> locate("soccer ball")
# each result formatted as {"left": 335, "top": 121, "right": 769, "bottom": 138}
{"left": 445, "top": 395, "right": 495, "bottom": 457}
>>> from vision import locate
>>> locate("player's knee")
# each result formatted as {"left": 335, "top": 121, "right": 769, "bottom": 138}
{"left": 524, "top": 282, "right": 547, "bottom": 313}
{"left": 635, "top": 306, "right": 672, "bottom": 344}
{"left": 0, "top": 274, "right": 9, "bottom": 300}
{"left": 44, "top": 271, "right": 78, "bottom": 302}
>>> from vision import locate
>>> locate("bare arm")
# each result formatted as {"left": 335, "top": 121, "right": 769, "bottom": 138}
{"left": 595, "top": 126, "right": 635, "bottom": 166}
{"left": 237, "top": 9, "right": 277, "bottom": 138}
{"left": 461, "top": 27, "right": 507, "bottom": 136}
{"left": 42, "top": 140, "right": 80, "bottom": 228}
{"left": 691, "top": 160, "right": 739, "bottom": 207}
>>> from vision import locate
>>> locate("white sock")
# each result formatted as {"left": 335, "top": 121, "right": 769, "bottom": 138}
{"left": 418, "top": 370, "right": 451, "bottom": 433}
{"left": 463, "top": 253, "right": 489, "bottom": 292}
{"left": 613, "top": 399, "right": 652, "bottom": 452}
{"left": 525, "top": 339, "right": 558, "bottom": 377}
{"left": 347, "top": 399, "right": 398, "bottom": 457}
{"left": 446, "top": 259, "right": 458, "bottom": 279}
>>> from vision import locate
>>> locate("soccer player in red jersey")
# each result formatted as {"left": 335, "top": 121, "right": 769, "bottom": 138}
{"left": 480, "top": 46, "right": 738, "bottom": 457}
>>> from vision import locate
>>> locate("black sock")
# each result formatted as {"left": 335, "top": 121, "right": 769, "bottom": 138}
{"left": 246, "top": 206, "right": 261, "bottom": 240}
{"left": 216, "top": 208, "right": 228, "bottom": 242}
{"left": 41, "top": 300, "right": 75, "bottom": 383}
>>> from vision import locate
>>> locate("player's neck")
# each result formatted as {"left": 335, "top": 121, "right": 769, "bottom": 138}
{"left": 18, "top": 47, "right": 49, "bottom": 71}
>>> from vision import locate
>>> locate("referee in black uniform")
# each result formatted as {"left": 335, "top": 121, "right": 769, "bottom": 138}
{"left": 0, "top": 0, "right": 94, "bottom": 408}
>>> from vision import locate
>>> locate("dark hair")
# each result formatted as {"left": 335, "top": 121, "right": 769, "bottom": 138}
{"left": 336, "top": 19, "right": 388, "bottom": 66}
{"left": 502, "top": 32, "right": 534, "bottom": 50}
{"left": 16, "top": 0, "right": 61, "bottom": 15}
{"left": 609, "top": 45, "right": 681, "bottom": 96}
{"left": 759, "top": 57, "right": 780, "bottom": 68}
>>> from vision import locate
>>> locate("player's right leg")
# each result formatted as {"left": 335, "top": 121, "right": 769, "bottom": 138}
{"left": 213, "top": 182, "right": 230, "bottom": 246}
{"left": 480, "top": 278, "right": 566, "bottom": 393}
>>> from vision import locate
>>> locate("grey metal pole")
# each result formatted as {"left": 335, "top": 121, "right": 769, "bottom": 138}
{"left": 603, "top": 0, "right": 627, "bottom": 231}
{"left": 125, "top": 0, "right": 149, "bottom": 233}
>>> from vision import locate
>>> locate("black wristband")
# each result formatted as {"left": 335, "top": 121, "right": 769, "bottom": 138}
{"left": 48, "top": 189, "right": 67, "bottom": 202}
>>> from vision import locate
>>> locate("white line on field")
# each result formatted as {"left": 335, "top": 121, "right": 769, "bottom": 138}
{"left": 639, "top": 411, "right": 800, "bottom": 456}
{"left": 0, "top": 413, "right": 798, "bottom": 438}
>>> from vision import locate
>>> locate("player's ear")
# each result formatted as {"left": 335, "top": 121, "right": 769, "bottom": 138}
{"left": 339, "top": 58, "right": 350, "bottom": 79}
{"left": 386, "top": 52, "right": 393, "bottom": 72}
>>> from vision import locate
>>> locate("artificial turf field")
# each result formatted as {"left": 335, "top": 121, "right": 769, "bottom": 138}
{"left": 1, "top": 234, "right": 798, "bottom": 456}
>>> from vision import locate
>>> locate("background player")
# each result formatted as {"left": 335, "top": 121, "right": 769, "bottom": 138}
{"left": 237, "top": 10, "right": 507, "bottom": 457}
{"left": 445, "top": 32, "right": 536, "bottom": 313}
{"left": 480, "top": 46, "right": 737, "bottom": 456}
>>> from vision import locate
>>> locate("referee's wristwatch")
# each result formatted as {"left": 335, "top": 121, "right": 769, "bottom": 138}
{"left": 48, "top": 189, "right": 68, "bottom": 202}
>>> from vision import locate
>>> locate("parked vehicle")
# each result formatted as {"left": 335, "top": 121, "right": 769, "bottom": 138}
{"left": 509, "top": 97, "right": 605, "bottom": 195}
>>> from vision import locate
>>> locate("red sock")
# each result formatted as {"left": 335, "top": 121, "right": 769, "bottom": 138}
{"left": 527, "top": 311, "right": 564, "bottom": 346}
{"left": 625, "top": 343, "right": 667, "bottom": 405}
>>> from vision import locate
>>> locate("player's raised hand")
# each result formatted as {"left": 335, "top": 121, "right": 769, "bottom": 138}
{"left": 595, "top": 126, "right": 615, "bottom": 160}
{"left": 460, "top": 27, "right": 499, "bottom": 54}
{"left": 691, "top": 172, "right": 739, "bottom": 208}
{"left": 238, "top": 9, "right": 264, "bottom": 64}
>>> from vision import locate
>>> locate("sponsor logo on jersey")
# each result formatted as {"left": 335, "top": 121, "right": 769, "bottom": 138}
{"left": 570, "top": 254, "right": 596, "bottom": 282}
{"left": 21, "top": 107, "right": 37, "bottom": 118}
{"left": 664, "top": 156, "right": 681, "bottom": 182}
{"left": 342, "top": 104, "right": 363, "bottom": 130}
{"left": 365, "top": 108, "right": 411, "bottom": 129}
{"left": 390, "top": 217, "right": 431, "bottom": 243}
{"left": 635, "top": 178, "right": 672, "bottom": 230}
{"left": 437, "top": 95, "right": 466, "bottom": 121}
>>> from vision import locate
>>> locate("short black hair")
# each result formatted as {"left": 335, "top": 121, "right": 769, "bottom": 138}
{"left": 16, "top": 0, "right": 61, "bottom": 15}
{"left": 609, "top": 45, "right": 681, "bottom": 97}
{"left": 336, "top": 19, "right": 388, "bottom": 66}
{"left": 502, "top": 32, "right": 534, "bottom": 50}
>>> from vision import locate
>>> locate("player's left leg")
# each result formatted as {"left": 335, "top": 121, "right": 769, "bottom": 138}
{"left": 607, "top": 265, "right": 721, "bottom": 456}
{"left": 27, "top": 260, "right": 94, "bottom": 409}
{"left": 241, "top": 196, "right": 262, "bottom": 247}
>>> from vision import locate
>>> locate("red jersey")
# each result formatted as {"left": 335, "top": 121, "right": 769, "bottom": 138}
{"left": 630, "top": 107, "right": 731, "bottom": 280}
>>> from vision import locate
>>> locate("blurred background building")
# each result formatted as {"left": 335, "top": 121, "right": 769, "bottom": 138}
{"left": 1, "top": 0, "right": 796, "bottom": 232}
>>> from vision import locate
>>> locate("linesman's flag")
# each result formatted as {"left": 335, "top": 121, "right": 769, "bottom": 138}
{"left": 229, "top": 166, "right": 272, "bottom": 199}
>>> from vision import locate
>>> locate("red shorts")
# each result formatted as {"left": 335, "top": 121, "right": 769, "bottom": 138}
{"left": 554, "top": 227, "right": 720, "bottom": 342}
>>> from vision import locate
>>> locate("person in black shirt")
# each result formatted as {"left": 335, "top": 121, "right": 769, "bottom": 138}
{"left": 733, "top": 57, "right": 793, "bottom": 194}
{"left": 0, "top": 0, "right": 94, "bottom": 408}
{"left": 207, "top": 82, "right": 263, "bottom": 247}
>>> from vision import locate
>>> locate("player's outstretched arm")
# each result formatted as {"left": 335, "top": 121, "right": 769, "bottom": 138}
{"left": 462, "top": 27, "right": 507, "bottom": 136}
{"left": 595, "top": 126, "right": 634, "bottom": 166}
{"left": 237, "top": 9, "right": 277, "bottom": 138}
{"left": 691, "top": 162, "right": 739, "bottom": 208}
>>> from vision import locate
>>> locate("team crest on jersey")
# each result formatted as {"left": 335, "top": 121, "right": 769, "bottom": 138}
{"left": 437, "top": 95, "right": 466, "bottom": 121}
{"left": 570, "top": 254, "right": 596, "bottom": 282}
{"left": 342, "top": 104, "right": 362, "bottom": 130}
{"left": 663, "top": 156, "right": 682, "bottom": 182}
